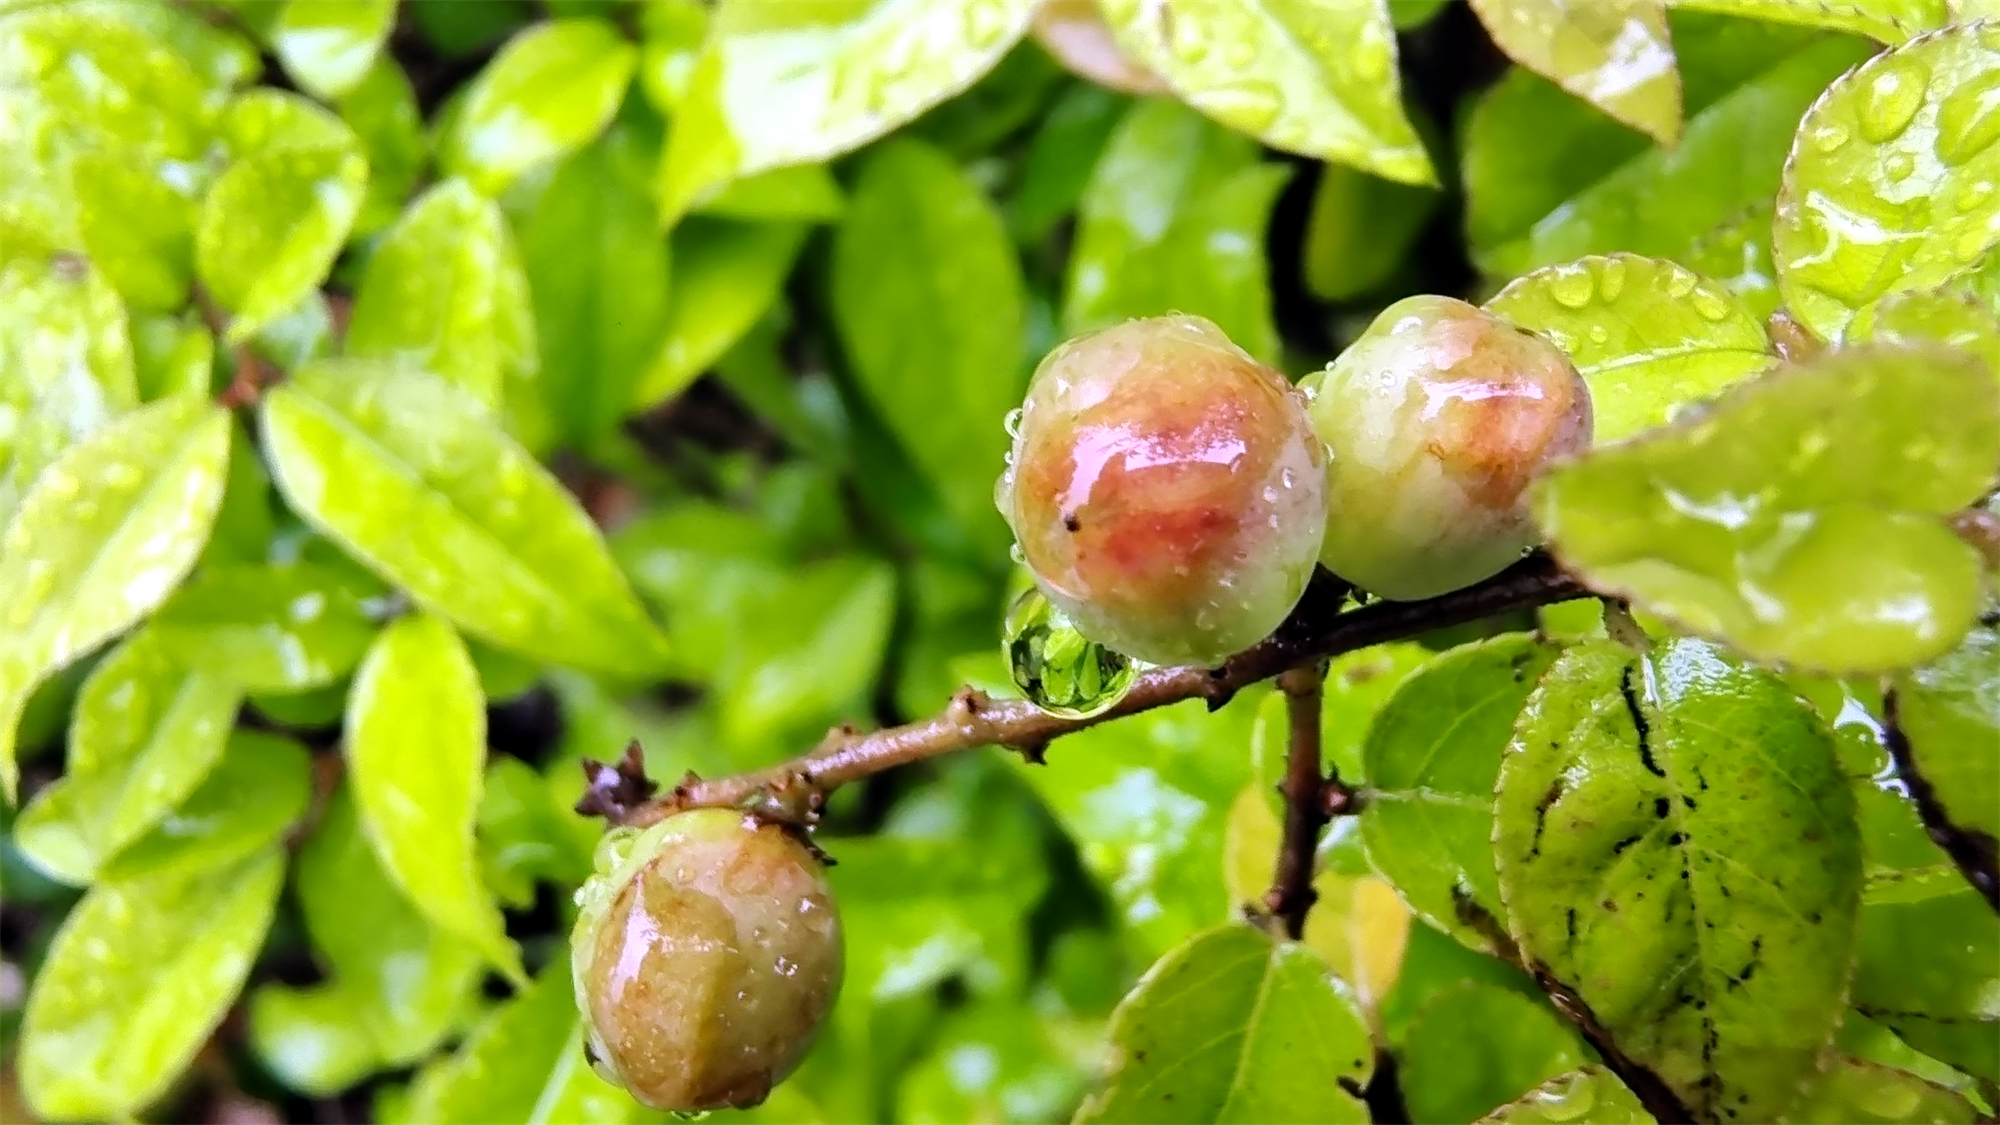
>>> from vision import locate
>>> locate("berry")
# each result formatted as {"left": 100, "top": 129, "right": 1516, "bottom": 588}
{"left": 997, "top": 315, "right": 1328, "bottom": 667}
{"left": 1302, "top": 296, "right": 1591, "bottom": 600}
{"left": 571, "top": 809, "right": 841, "bottom": 1111}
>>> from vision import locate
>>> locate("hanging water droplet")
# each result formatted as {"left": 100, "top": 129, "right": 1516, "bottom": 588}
{"left": 1595, "top": 257, "right": 1626, "bottom": 301}
{"left": 1170, "top": 9, "right": 1210, "bottom": 64}
{"left": 1002, "top": 407, "right": 1023, "bottom": 439}
{"left": 1009, "top": 542, "right": 1027, "bottom": 565}
{"left": 1952, "top": 223, "right": 1993, "bottom": 266}
{"left": 1545, "top": 264, "right": 1593, "bottom": 309}
{"left": 1935, "top": 67, "right": 2000, "bottom": 166}
{"left": 1856, "top": 58, "right": 1928, "bottom": 144}
{"left": 1003, "top": 588, "right": 1135, "bottom": 720}
{"left": 1689, "top": 288, "right": 1731, "bottom": 321}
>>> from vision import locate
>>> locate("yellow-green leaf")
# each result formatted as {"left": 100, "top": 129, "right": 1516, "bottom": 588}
{"left": 1471, "top": 0, "right": 1681, "bottom": 144}
{"left": 436, "top": 17, "right": 637, "bottom": 196}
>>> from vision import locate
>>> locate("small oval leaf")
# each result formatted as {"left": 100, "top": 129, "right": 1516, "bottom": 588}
{"left": 1470, "top": 0, "right": 1681, "bottom": 144}
{"left": 436, "top": 17, "right": 637, "bottom": 196}
{"left": 1475, "top": 1067, "right": 1653, "bottom": 1124}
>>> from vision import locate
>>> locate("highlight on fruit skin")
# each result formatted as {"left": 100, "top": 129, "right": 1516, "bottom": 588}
{"left": 996, "top": 314, "right": 1330, "bottom": 667}
{"left": 1302, "top": 295, "right": 1592, "bottom": 601}
{"left": 570, "top": 808, "right": 842, "bottom": 1112}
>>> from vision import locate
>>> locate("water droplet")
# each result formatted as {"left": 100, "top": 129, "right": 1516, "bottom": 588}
{"left": 961, "top": 0, "right": 1011, "bottom": 50}
{"left": 1808, "top": 121, "right": 1849, "bottom": 153}
{"left": 1856, "top": 58, "right": 1928, "bottom": 144}
{"left": 1170, "top": 9, "right": 1209, "bottom": 64}
{"left": 1954, "top": 178, "right": 1995, "bottom": 212}
{"left": 1662, "top": 267, "right": 1698, "bottom": 299}
{"left": 1545, "top": 264, "right": 1594, "bottom": 309}
{"left": 1002, "top": 407, "right": 1023, "bottom": 439}
{"left": 1351, "top": 20, "right": 1392, "bottom": 83}
{"left": 1883, "top": 150, "right": 1916, "bottom": 182}
{"left": 1008, "top": 542, "right": 1027, "bottom": 565}
{"left": 1003, "top": 588, "right": 1135, "bottom": 720}
{"left": 1936, "top": 67, "right": 2000, "bottom": 166}
{"left": 1689, "top": 288, "right": 1731, "bottom": 321}
{"left": 1595, "top": 257, "right": 1626, "bottom": 301}
{"left": 1586, "top": 324, "right": 1610, "bottom": 345}
{"left": 1201, "top": 81, "right": 1282, "bottom": 133}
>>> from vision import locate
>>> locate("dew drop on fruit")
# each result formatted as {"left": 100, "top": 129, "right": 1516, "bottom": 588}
{"left": 1004, "top": 588, "right": 1136, "bottom": 719}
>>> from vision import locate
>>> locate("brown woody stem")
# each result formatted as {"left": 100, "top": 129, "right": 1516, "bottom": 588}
{"left": 1265, "top": 662, "right": 1331, "bottom": 940}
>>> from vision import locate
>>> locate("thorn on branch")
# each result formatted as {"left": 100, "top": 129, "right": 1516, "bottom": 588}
{"left": 1010, "top": 738, "right": 1049, "bottom": 765}
{"left": 575, "top": 739, "right": 659, "bottom": 820}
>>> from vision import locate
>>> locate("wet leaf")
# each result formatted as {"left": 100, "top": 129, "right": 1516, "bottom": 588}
{"left": 436, "top": 17, "right": 636, "bottom": 196}
{"left": 696, "top": 162, "right": 846, "bottom": 222}
{"left": 339, "top": 57, "right": 429, "bottom": 235}
{"left": 634, "top": 218, "right": 807, "bottom": 410}
{"left": 1033, "top": 0, "right": 1166, "bottom": 94}
{"left": 99, "top": 729, "right": 312, "bottom": 883}
{"left": 1401, "top": 982, "right": 1588, "bottom": 1125}
{"left": 1788, "top": 1057, "right": 1981, "bottom": 1123}
{"left": 1064, "top": 98, "right": 1283, "bottom": 361}
{"left": 1485, "top": 253, "right": 1771, "bottom": 442}
{"left": 346, "top": 178, "right": 536, "bottom": 410}
{"left": 1475, "top": 1067, "right": 1653, "bottom": 1124}
{"left": 1097, "top": 0, "right": 1432, "bottom": 185}
{"left": 17, "top": 849, "right": 284, "bottom": 1121}
{"left": 1681, "top": 202, "right": 1781, "bottom": 320}
{"left": 1535, "top": 347, "right": 2000, "bottom": 674}
{"left": 260, "top": 359, "right": 672, "bottom": 677}
{"left": 479, "top": 755, "right": 593, "bottom": 907}
{"left": 12, "top": 630, "right": 240, "bottom": 884}
{"left": 1075, "top": 924, "right": 1373, "bottom": 1124}
{"left": 150, "top": 558, "right": 384, "bottom": 693}
{"left": 1360, "top": 633, "right": 1563, "bottom": 949}
{"left": 1894, "top": 621, "right": 2000, "bottom": 847}
{"left": 346, "top": 613, "right": 522, "bottom": 983}
{"left": 0, "top": 394, "right": 231, "bottom": 801}
{"left": 832, "top": 140, "right": 1025, "bottom": 543}
{"left": 1847, "top": 286, "right": 2000, "bottom": 371}
{"left": 1853, "top": 853, "right": 2000, "bottom": 1081}
{"left": 1470, "top": 0, "right": 1681, "bottom": 144}
{"left": 1495, "top": 640, "right": 1862, "bottom": 1123}
{"left": 714, "top": 557, "right": 897, "bottom": 752}
{"left": 1670, "top": 0, "right": 1946, "bottom": 44}
{"left": 130, "top": 311, "right": 215, "bottom": 403}
{"left": 655, "top": 0, "right": 1036, "bottom": 221}
{"left": 272, "top": 0, "right": 397, "bottom": 101}
{"left": 1774, "top": 25, "right": 2000, "bottom": 342}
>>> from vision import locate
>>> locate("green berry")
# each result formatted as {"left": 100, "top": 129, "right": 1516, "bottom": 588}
{"left": 571, "top": 809, "right": 842, "bottom": 1111}
{"left": 1303, "top": 296, "right": 1591, "bottom": 600}
{"left": 997, "top": 315, "right": 1328, "bottom": 666}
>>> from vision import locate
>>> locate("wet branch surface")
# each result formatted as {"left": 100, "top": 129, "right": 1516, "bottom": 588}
{"left": 1882, "top": 689, "right": 2000, "bottom": 913}
{"left": 1265, "top": 661, "right": 1334, "bottom": 940}
{"left": 589, "top": 554, "right": 1589, "bottom": 830}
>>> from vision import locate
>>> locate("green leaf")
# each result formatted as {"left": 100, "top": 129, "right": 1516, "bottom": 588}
{"left": 655, "top": 0, "right": 1037, "bottom": 222}
{"left": 520, "top": 137, "right": 669, "bottom": 446}
{"left": 1495, "top": 640, "right": 1863, "bottom": 1123}
{"left": 195, "top": 98, "right": 367, "bottom": 342}
{"left": 1465, "top": 21, "right": 1869, "bottom": 277}
{"left": 1097, "top": 0, "right": 1432, "bottom": 185}
{"left": 1670, "top": 0, "right": 1945, "bottom": 44}
{"left": 1774, "top": 24, "right": 2000, "bottom": 342}
{"left": 347, "top": 612, "right": 522, "bottom": 983}
{"left": 1075, "top": 924, "right": 1373, "bottom": 1124}
{"left": 1681, "top": 201, "right": 1781, "bottom": 319}
{"left": 130, "top": 311, "right": 216, "bottom": 402}
{"left": 636, "top": 0, "right": 707, "bottom": 113}
{"left": 1485, "top": 253, "right": 1772, "bottom": 443}
{"left": 75, "top": 0, "right": 263, "bottom": 90}
{"left": 0, "top": 254, "right": 139, "bottom": 528}
{"left": 150, "top": 558, "right": 384, "bottom": 693}
{"left": 1360, "top": 634, "right": 1562, "bottom": 949}
{"left": 479, "top": 755, "right": 592, "bottom": 907}
{"left": 1535, "top": 347, "right": 2000, "bottom": 674}
{"left": 1894, "top": 621, "right": 2000, "bottom": 846}
{"left": 716, "top": 556, "right": 896, "bottom": 751}
{"left": 897, "top": 1001, "right": 1094, "bottom": 1125}
{"left": 1063, "top": 98, "right": 1283, "bottom": 362}
{"left": 632, "top": 218, "right": 807, "bottom": 410}
{"left": 1010, "top": 82, "right": 1130, "bottom": 244}
{"left": 1471, "top": 0, "right": 1681, "bottom": 144}
{"left": 273, "top": 0, "right": 397, "bottom": 101}
{"left": 13, "top": 630, "right": 241, "bottom": 883}
{"left": 99, "top": 729, "right": 312, "bottom": 883}
{"left": 246, "top": 985, "right": 382, "bottom": 1098}
{"left": 1848, "top": 286, "right": 2000, "bottom": 371}
{"left": 696, "top": 161, "right": 846, "bottom": 222}
{"left": 17, "top": 849, "right": 284, "bottom": 1121}
{"left": 1401, "top": 982, "right": 1588, "bottom": 1125}
{"left": 832, "top": 140, "right": 1026, "bottom": 543}
{"left": 1853, "top": 864, "right": 2000, "bottom": 1081}
{"left": 436, "top": 17, "right": 637, "bottom": 196}
{"left": 0, "top": 393, "right": 231, "bottom": 801}
{"left": 1788, "top": 1057, "right": 1981, "bottom": 1124}
{"left": 1475, "top": 1067, "right": 1653, "bottom": 1124}
{"left": 347, "top": 178, "right": 536, "bottom": 410}
{"left": 260, "top": 359, "right": 672, "bottom": 676}
{"left": 1304, "top": 158, "right": 1442, "bottom": 303}
{"left": 339, "top": 57, "right": 430, "bottom": 235}
{"left": 401, "top": 959, "right": 651, "bottom": 1125}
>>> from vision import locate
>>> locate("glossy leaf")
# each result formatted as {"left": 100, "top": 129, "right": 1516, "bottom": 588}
{"left": 150, "top": 558, "right": 384, "bottom": 693}
{"left": 1470, "top": 0, "right": 1681, "bottom": 144}
{"left": 1848, "top": 286, "right": 2000, "bottom": 371}
{"left": 713, "top": 556, "right": 897, "bottom": 752}
{"left": 1495, "top": 640, "right": 1863, "bottom": 1123}
{"left": 1895, "top": 622, "right": 1999, "bottom": 844}
{"left": 633, "top": 218, "right": 807, "bottom": 409}
{"left": 1475, "top": 1067, "right": 1653, "bottom": 1124}
{"left": 832, "top": 140, "right": 1025, "bottom": 542}
{"left": 18, "top": 849, "right": 284, "bottom": 1121}
{"left": 1668, "top": 0, "right": 1945, "bottom": 43}
{"left": 655, "top": 0, "right": 1037, "bottom": 221}
{"left": 196, "top": 137, "right": 367, "bottom": 342}
{"left": 260, "top": 359, "right": 672, "bottom": 676}
{"left": 520, "top": 138, "right": 669, "bottom": 446}
{"left": 99, "top": 729, "right": 312, "bottom": 883}
{"left": 340, "top": 57, "right": 429, "bottom": 235}
{"left": 1536, "top": 347, "right": 2000, "bottom": 674}
{"left": 1401, "top": 982, "right": 1588, "bottom": 1125}
{"left": 346, "top": 613, "right": 521, "bottom": 983}
{"left": 0, "top": 394, "right": 231, "bottom": 801}
{"left": 1853, "top": 851, "right": 2000, "bottom": 1081}
{"left": 1097, "top": 0, "right": 1432, "bottom": 185}
{"left": 272, "top": 0, "right": 397, "bottom": 101}
{"left": 1789, "top": 1057, "right": 1981, "bottom": 1124}
{"left": 1064, "top": 98, "right": 1284, "bottom": 361}
{"left": 1485, "top": 253, "right": 1771, "bottom": 442}
{"left": 12, "top": 630, "right": 240, "bottom": 884}
{"left": 1774, "top": 25, "right": 2000, "bottom": 343}
{"left": 436, "top": 17, "right": 636, "bottom": 195}
{"left": 346, "top": 178, "right": 536, "bottom": 410}
{"left": 1681, "top": 201, "right": 1781, "bottom": 319}
{"left": 1075, "top": 924, "right": 1373, "bottom": 1124}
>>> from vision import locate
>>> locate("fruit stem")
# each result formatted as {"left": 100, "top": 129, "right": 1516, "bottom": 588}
{"left": 1265, "top": 661, "right": 1332, "bottom": 940}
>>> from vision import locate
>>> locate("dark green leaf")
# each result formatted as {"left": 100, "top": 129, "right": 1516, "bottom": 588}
{"left": 1010, "top": 82, "right": 1129, "bottom": 244}
{"left": 435, "top": 17, "right": 637, "bottom": 196}
{"left": 1788, "top": 1057, "right": 1981, "bottom": 1124}
{"left": 1400, "top": 982, "right": 1588, "bottom": 1125}
{"left": 1304, "top": 158, "right": 1442, "bottom": 302}
{"left": 633, "top": 218, "right": 806, "bottom": 410}
{"left": 1475, "top": 1067, "right": 1653, "bottom": 1124}
{"left": 1895, "top": 622, "right": 1999, "bottom": 842}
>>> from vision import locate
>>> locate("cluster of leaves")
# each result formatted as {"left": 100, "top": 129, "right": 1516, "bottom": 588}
{"left": 0, "top": 1, "right": 1996, "bottom": 1124}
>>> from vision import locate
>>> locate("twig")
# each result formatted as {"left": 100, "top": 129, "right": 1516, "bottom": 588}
{"left": 193, "top": 286, "right": 277, "bottom": 408}
{"left": 608, "top": 554, "right": 1588, "bottom": 829}
{"left": 1882, "top": 689, "right": 2000, "bottom": 912}
{"left": 1265, "top": 661, "right": 1331, "bottom": 940}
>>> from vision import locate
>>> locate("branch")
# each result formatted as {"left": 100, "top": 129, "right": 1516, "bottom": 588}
{"left": 1265, "top": 661, "right": 1332, "bottom": 940}
{"left": 193, "top": 286, "right": 278, "bottom": 408}
{"left": 1882, "top": 689, "right": 2000, "bottom": 912}
{"left": 605, "top": 554, "right": 1588, "bottom": 829}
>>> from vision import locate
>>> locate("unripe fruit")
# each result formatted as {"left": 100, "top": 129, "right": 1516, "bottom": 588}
{"left": 997, "top": 315, "right": 1329, "bottom": 667}
{"left": 571, "top": 810, "right": 841, "bottom": 1111}
{"left": 1302, "top": 296, "right": 1591, "bottom": 600}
